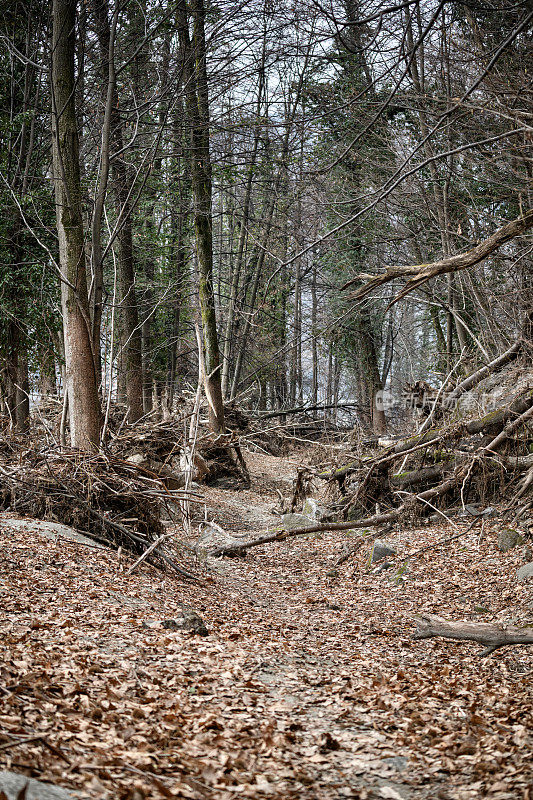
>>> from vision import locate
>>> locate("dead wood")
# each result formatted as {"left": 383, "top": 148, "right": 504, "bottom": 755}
{"left": 343, "top": 209, "right": 533, "bottom": 303}
{"left": 390, "top": 464, "right": 450, "bottom": 488}
{"left": 211, "top": 472, "right": 463, "bottom": 556}
{"left": 0, "top": 452, "right": 200, "bottom": 580}
{"left": 445, "top": 339, "right": 523, "bottom": 402}
{"left": 312, "top": 382, "right": 533, "bottom": 536}
{"left": 256, "top": 402, "right": 360, "bottom": 420}
{"left": 413, "top": 613, "right": 533, "bottom": 657}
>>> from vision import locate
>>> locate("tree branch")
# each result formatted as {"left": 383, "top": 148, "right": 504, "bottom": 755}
{"left": 413, "top": 614, "right": 533, "bottom": 657}
{"left": 343, "top": 209, "right": 533, "bottom": 303}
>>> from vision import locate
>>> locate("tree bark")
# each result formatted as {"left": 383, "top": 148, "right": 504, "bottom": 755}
{"left": 93, "top": 0, "right": 144, "bottom": 423}
{"left": 177, "top": 0, "right": 224, "bottom": 434}
{"left": 51, "top": 0, "right": 100, "bottom": 450}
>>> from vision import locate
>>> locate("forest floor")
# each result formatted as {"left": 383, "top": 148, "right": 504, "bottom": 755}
{"left": 1, "top": 450, "right": 532, "bottom": 800}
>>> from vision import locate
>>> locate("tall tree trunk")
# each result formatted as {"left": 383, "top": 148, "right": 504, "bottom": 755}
{"left": 356, "top": 309, "right": 387, "bottom": 435}
{"left": 51, "top": 0, "right": 100, "bottom": 449}
{"left": 93, "top": 0, "right": 144, "bottom": 423}
{"left": 311, "top": 261, "right": 318, "bottom": 413}
{"left": 178, "top": 0, "right": 224, "bottom": 433}
{"left": 220, "top": 68, "right": 264, "bottom": 397}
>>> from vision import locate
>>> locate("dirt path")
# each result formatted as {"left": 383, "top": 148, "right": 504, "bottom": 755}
{"left": 0, "top": 451, "right": 532, "bottom": 800}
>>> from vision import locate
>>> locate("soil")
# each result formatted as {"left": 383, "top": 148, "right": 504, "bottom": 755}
{"left": 0, "top": 450, "right": 532, "bottom": 800}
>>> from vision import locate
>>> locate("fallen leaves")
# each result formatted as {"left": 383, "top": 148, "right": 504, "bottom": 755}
{"left": 0, "top": 451, "right": 531, "bottom": 799}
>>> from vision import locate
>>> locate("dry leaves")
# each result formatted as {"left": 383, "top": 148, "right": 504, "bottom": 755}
{"left": 0, "top": 451, "right": 532, "bottom": 799}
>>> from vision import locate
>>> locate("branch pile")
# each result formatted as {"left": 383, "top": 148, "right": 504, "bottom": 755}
{"left": 320, "top": 389, "right": 533, "bottom": 525}
{"left": 0, "top": 450, "right": 200, "bottom": 579}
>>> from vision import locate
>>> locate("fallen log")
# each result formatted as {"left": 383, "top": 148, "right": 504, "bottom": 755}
{"left": 210, "top": 473, "right": 462, "bottom": 556}
{"left": 390, "top": 464, "right": 450, "bottom": 488}
{"left": 256, "top": 402, "right": 361, "bottom": 420}
{"left": 445, "top": 339, "right": 523, "bottom": 403}
{"left": 413, "top": 613, "right": 533, "bottom": 657}
{"left": 391, "top": 394, "right": 533, "bottom": 457}
{"left": 465, "top": 391, "right": 533, "bottom": 436}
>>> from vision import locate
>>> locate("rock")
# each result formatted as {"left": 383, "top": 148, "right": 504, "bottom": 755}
{"left": 143, "top": 607, "right": 208, "bottom": 636}
{"left": 0, "top": 772, "right": 79, "bottom": 799}
{"left": 125, "top": 452, "right": 150, "bottom": 468}
{"left": 371, "top": 540, "right": 397, "bottom": 563}
{"left": 302, "top": 498, "right": 319, "bottom": 519}
{"left": 497, "top": 528, "right": 524, "bottom": 553}
{"left": 516, "top": 562, "right": 533, "bottom": 583}
{"left": 302, "top": 499, "right": 335, "bottom": 522}
{"left": 481, "top": 506, "right": 498, "bottom": 518}
{"left": 281, "top": 513, "right": 313, "bottom": 530}
{"left": 522, "top": 544, "right": 533, "bottom": 562}
{"left": 381, "top": 756, "right": 408, "bottom": 772}
{"left": 163, "top": 607, "right": 208, "bottom": 636}
{"left": 0, "top": 516, "right": 105, "bottom": 549}
{"left": 457, "top": 503, "right": 481, "bottom": 517}
{"left": 194, "top": 522, "right": 244, "bottom": 556}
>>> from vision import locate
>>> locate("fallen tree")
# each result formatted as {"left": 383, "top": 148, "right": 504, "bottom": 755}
{"left": 313, "top": 386, "right": 533, "bottom": 525}
{"left": 413, "top": 614, "right": 533, "bottom": 657}
{"left": 209, "top": 471, "right": 466, "bottom": 557}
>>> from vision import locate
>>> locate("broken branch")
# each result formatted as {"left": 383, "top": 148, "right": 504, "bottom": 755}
{"left": 413, "top": 614, "right": 533, "bottom": 657}
{"left": 343, "top": 209, "right": 533, "bottom": 303}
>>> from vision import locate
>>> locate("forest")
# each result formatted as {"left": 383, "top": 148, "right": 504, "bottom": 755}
{"left": 0, "top": 0, "right": 532, "bottom": 798}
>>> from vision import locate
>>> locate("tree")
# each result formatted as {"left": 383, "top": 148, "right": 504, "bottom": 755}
{"left": 177, "top": 0, "right": 224, "bottom": 434}
{"left": 51, "top": 0, "right": 100, "bottom": 449}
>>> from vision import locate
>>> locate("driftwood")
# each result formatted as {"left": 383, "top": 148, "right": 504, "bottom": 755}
{"left": 413, "top": 613, "right": 533, "bottom": 657}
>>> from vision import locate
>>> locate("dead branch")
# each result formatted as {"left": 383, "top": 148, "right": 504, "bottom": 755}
{"left": 413, "top": 613, "right": 533, "bottom": 657}
{"left": 343, "top": 209, "right": 533, "bottom": 303}
{"left": 445, "top": 339, "right": 523, "bottom": 402}
{"left": 211, "top": 472, "right": 462, "bottom": 556}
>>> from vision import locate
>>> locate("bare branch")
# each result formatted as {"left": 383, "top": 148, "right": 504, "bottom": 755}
{"left": 343, "top": 209, "right": 533, "bottom": 303}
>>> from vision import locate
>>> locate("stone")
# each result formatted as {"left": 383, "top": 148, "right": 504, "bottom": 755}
{"left": 481, "top": 506, "right": 498, "bottom": 518}
{"left": 516, "top": 562, "right": 533, "bottom": 583}
{"left": 125, "top": 453, "right": 149, "bottom": 468}
{"left": 0, "top": 516, "right": 105, "bottom": 549}
{"left": 302, "top": 498, "right": 319, "bottom": 519}
{"left": 0, "top": 772, "right": 79, "bottom": 799}
{"left": 163, "top": 607, "right": 208, "bottom": 636}
{"left": 194, "top": 523, "right": 244, "bottom": 556}
{"left": 457, "top": 503, "right": 481, "bottom": 517}
{"left": 281, "top": 513, "right": 313, "bottom": 530}
{"left": 371, "top": 540, "right": 397, "bottom": 563}
{"left": 381, "top": 756, "right": 408, "bottom": 772}
{"left": 143, "top": 607, "right": 208, "bottom": 636}
{"left": 497, "top": 528, "right": 524, "bottom": 553}
{"left": 302, "top": 499, "right": 335, "bottom": 522}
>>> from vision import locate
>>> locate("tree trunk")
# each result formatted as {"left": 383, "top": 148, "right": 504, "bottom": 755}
{"left": 413, "top": 614, "right": 533, "bottom": 657}
{"left": 51, "top": 0, "right": 100, "bottom": 449}
{"left": 178, "top": 0, "right": 224, "bottom": 434}
{"left": 93, "top": 0, "right": 144, "bottom": 423}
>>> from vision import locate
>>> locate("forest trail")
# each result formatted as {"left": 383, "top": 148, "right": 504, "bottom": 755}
{"left": 1, "top": 450, "right": 532, "bottom": 800}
